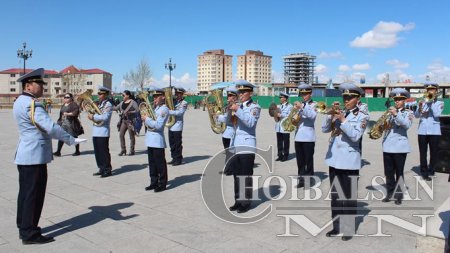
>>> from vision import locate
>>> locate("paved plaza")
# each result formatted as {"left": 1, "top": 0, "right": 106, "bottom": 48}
{"left": 0, "top": 108, "right": 449, "bottom": 253}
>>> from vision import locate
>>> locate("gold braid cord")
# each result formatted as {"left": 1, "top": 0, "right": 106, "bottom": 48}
{"left": 30, "top": 99, "right": 45, "bottom": 133}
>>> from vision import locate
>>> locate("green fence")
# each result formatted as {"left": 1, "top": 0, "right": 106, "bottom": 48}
{"left": 184, "top": 96, "right": 450, "bottom": 114}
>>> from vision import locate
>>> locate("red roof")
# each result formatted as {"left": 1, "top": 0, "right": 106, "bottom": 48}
{"left": 59, "top": 65, "right": 111, "bottom": 75}
{"left": 0, "top": 68, "right": 58, "bottom": 75}
{"left": 59, "top": 65, "right": 80, "bottom": 74}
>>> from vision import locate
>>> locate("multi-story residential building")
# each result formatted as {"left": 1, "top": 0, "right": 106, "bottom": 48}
{"left": 237, "top": 50, "right": 272, "bottom": 85}
{"left": 0, "top": 65, "right": 112, "bottom": 101}
{"left": 283, "top": 52, "right": 316, "bottom": 85}
{"left": 197, "top": 49, "right": 232, "bottom": 94}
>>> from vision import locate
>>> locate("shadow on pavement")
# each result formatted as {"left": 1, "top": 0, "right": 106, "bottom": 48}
{"left": 113, "top": 163, "right": 148, "bottom": 176}
{"left": 43, "top": 202, "right": 138, "bottom": 238}
{"left": 167, "top": 173, "right": 202, "bottom": 189}
{"left": 183, "top": 155, "right": 212, "bottom": 164}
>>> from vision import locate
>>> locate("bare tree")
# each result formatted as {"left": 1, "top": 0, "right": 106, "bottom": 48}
{"left": 123, "top": 58, "right": 152, "bottom": 91}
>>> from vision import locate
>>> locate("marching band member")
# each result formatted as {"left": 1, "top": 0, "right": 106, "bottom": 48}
{"left": 322, "top": 83, "right": 367, "bottom": 241}
{"left": 357, "top": 92, "right": 370, "bottom": 154}
{"left": 275, "top": 92, "right": 292, "bottom": 162}
{"left": 294, "top": 83, "right": 317, "bottom": 188}
{"left": 89, "top": 86, "right": 113, "bottom": 178}
{"left": 143, "top": 88, "right": 169, "bottom": 192}
{"left": 228, "top": 80, "right": 260, "bottom": 213}
{"left": 13, "top": 68, "right": 85, "bottom": 244}
{"left": 382, "top": 88, "right": 413, "bottom": 205}
{"left": 414, "top": 81, "right": 444, "bottom": 181}
{"left": 168, "top": 86, "right": 188, "bottom": 166}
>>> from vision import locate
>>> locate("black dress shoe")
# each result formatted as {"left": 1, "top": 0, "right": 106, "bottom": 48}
{"left": 118, "top": 151, "right": 126, "bottom": 156}
{"left": 341, "top": 236, "right": 352, "bottom": 241}
{"left": 275, "top": 157, "right": 282, "bottom": 161}
{"left": 168, "top": 160, "right": 175, "bottom": 165}
{"left": 297, "top": 181, "right": 305, "bottom": 188}
{"left": 93, "top": 171, "right": 102, "bottom": 176}
{"left": 172, "top": 161, "right": 182, "bottom": 166}
{"left": 101, "top": 171, "right": 112, "bottom": 178}
{"left": 281, "top": 157, "right": 288, "bottom": 162}
{"left": 422, "top": 176, "right": 432, "bottom": 181}
{"left": 145, "top": 184, "right": 157, "bottom": 191}
{"left": 154, "top": 186, "right": 166, "bottom": 192}
{"left": 229, "top": 203, "right": 241, "bottom": 211}
{"left": 128, "top": 151, "right": 135, "bottom": 156}
{"left": 237, "top": 205, "right": 251, "bottom": 213}
{"left": 22, "top": 235, "right": 55, "bottom": 245}
{"left": 395, "top": 198, "right": 402, "bottom": 205}
{"left": 53, "top": 152, "right": 61, "bottom": 157}
{"left": 325, "top": 229, "right": 339, "bottom": 237}
{"left": 382, "top": 196, "right": 391, "bottom": 202}
{"left": 72, "top": 151, "right": 81, "bottom": 156}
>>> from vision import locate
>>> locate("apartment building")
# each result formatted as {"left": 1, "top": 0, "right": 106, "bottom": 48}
{"left": 237, "top": 50, "right": 272, "bottom": 85}
{"left": 197, "top": 49, "right": 233, "bottom": 94}
{"left": 283, "top": 52, "right": 316, "bottom": 84}
{"left": 0, "top": 65, "right": 112, "bottom": 100}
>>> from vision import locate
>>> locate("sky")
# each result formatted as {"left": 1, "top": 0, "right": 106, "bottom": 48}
{"left": 1, "top": 0, "right": 450, "bottom": 92}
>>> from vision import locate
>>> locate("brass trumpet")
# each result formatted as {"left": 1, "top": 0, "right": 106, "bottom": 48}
{"left": 316, "top": 101, "right": 341, "bottom": 115}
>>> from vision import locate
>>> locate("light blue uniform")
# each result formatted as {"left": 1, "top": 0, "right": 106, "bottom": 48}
{"left": 218, "top": 109, "right": 236, "bottom": 139}
{"left": 414, "top": 100, "right": 444, "bottom": 135}
{"left": 92, "top": 100, "right": 113, "bottom": 137}
{"left": 145, "top": 105, "right": 169, "bottom": 148}
{"left": 231, "top": 100, "right": 261, "bottom": 148}
{"left": 358, "top": 102, "right": 370, "bottom": 122}
{"left": 13, "top": 93, "right": 75, "bottom": 165}
{"left": 382, "top": 109, "right": 413, "bottom": 153}
{"left": 275, "top": 102, "right": 293, "bottom": 133}
{"left": 295, "top": 100, "right": 317, "bottom": 142}
{"left": 169, "top": 100, "right": 188, "bottom": 132}
{"left": 322, "top": 108, "right": 366, "bottom": 170}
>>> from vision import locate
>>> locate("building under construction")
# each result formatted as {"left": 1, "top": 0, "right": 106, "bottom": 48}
{"left": 283, "top": 52, "right": 316, "bottom": 84}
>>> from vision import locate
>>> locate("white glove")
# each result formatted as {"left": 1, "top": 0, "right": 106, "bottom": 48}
{"left": 74, "top": 138, "right": 87, "bottom": 145}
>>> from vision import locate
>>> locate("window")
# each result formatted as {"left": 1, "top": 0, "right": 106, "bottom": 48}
{"left": 55, "top": 82, "right": 60, "bottom": 86}
{"left": 10, "top": 81, "right": 16, "bottom": 85}
{"left": 44, "top": 89, "right": 48, "bottom": 92}
{"left": 10, "top": 88, "right": 16, "bottom": 92}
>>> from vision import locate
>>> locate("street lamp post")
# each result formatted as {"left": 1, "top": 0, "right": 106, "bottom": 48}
{"left": 165, "top": 58, "right": 176, "bottom": 88}
{"left": 17, "top": 42, "right": 32, "bottom": 75}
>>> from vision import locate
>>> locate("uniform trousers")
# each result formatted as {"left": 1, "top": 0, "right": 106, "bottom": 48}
{"left": 329, "top": 166, "right": 359, "bottom": 234}
{"left": 232, "top": 153, "right": 255, "bottom": 207}
{"left": 383, "top": 152, "right": 407, "bottom": 199}
{"left": 169, "top": 130, "right": 183, "bottom": 162}
{"left": 418, "top": 135, "right": 440, "bottom": 176}
{"left": 276, "top": 132, "right": 290, "bottom": 159}
{"left": 93, "top": 137, "right": 112, "bottom": 173}
{"left": 295, "top": 141, "right": 315, "bottom": 182}
{"left": 222, "top": 137, "right": 232, "bottom": 175}
{"left": 16, "top": 164, "right": 47, "bottom": 240}
{"left": 147, "top": 147, "right": 168, "bottom": 187}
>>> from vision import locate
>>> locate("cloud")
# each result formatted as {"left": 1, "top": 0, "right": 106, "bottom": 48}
{"left": 421, "top": 61, "right": 450, "bottom": 82}
{"left": 350, "top": 21, "right": 415, "bottom": 48}
{"left": 315, "top": 64, "right": 328, "bottom": 74}
{"left": 318, "top": 51, "right": 343, "bottom": 59}
{"left": 375, "top": 70, "right": 413, "bottom": 83}
{"left": 149, "top": 73, "right": 198, "bottom": 91}
{"left": 338, "top": 65, "right": 351, "bottom": 72}
{"left": 386, "top": 59, "right": 409, "bottom": 69}
{"left": 352, "top": 63, "right": 371, "bottom": 71}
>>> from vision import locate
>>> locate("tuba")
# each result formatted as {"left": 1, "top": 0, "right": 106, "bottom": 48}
{"left": 205, "top": 89, "right": 226, "bottom": 134}
{"left": 268, "top": 103, "right": 281, "bottom": 122}
{"left": 76, "top": 89, "right": 104, "bottom": 126}
{"left": 367, "top": 109, "right": 392, "bottom": 140}
{"left": 137, "top": 91, "right": 157, "bottom": 131}
{"left": 163, "top": 87, "right": 176, "bottom": 128}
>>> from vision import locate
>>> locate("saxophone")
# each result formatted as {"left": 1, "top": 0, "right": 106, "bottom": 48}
{"left": 163, "top": 87, "right": 176, "bottom": 128}
{"left": 205, "top": 89, "right": 226, "bottom": 134}
{"left": 76, "top": 89, "right": 104, "bottom": 126}
{"left": 368, "top": 109, "right": 392, "bottom": 140}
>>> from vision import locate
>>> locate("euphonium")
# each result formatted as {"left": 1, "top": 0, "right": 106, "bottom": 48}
{"left": 281, "top": 108, "right": 300, "bottom": 132}
{"left": 76, "top": 89, "right": 104, "bottom": 126}
{"left": 137, "top": 91, "right": 157, "bottom": 131}
{"left": 205, "top": 89, "right": 226, "bottom": 134}
{"left": 367, "top": 109, "right": 392, "bottom": 140}
{"left": 163, "top": 87, "right": 176, "bottom": 128}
